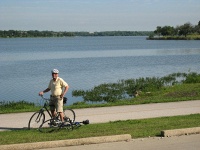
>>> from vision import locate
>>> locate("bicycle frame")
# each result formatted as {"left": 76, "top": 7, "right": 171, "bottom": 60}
{"left": 34, "top": 95, "right": 65, "bottom": 121}
{"left": 28, "top": 95, "right": 73, "bottom": 130}
{"left": 38, "top": 98, "right": 52, "bottom": 119}
{"left": 28, "top": 96, "right": 53, "bottom": 129}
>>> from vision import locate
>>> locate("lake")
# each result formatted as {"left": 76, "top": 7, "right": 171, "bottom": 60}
{"left": 0, "top": 36, "right": 200, "bottom": 105}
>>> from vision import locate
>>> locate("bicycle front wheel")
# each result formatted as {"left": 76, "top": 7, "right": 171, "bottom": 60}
{"left": 63, "top": 109, "right": 76, "bottom": 123}
{"left": 28, "top": 112, "right": 45, "bottom": 130}
{"left": 39, "top": 119, "right": 60, "bottom": 133}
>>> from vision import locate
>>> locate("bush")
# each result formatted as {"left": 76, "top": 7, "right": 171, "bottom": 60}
{"left": 184, "top": 72, "right": 200, "bottom": 83}
{"left": 0, "top": 100, "right": 35, "bottom": 113}
{"left": 72, "top": 72, "right": 200, "bottom": 103}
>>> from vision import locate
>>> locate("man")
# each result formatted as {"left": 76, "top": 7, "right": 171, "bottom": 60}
{"left": 39, "top": 69, "right": 69, "bottom": 123}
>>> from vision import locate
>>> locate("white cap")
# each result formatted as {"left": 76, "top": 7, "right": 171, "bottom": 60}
{"left": 51, "top": 69, "right": 59, "bottom": 74}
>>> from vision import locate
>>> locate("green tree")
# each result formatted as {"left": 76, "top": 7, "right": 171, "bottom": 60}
{"left": 178, "top": 22, "right": 193, "bottom": 37}
{"left": 160, "top": 26, "right": 175, "bottom": 36}
{"left": 154, "top": 26, "right": 162, "bottom": 36}
{"left": 193, "top": 21, "right": 200, "bottom": 34}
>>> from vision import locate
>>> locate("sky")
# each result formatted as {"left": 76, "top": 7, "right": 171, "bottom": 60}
{"left": 0, "top": 0, "right": 199, "bottom": 32}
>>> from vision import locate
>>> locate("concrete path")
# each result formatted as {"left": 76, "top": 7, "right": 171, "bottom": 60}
{"left": 40, "top": 134, "right": 200, "bottom": 150}
{"left": 0, "top": 100, "right": 200, "bottom": 150}
{"left": 0, "top": 100, "right": 200, "bottom": 131}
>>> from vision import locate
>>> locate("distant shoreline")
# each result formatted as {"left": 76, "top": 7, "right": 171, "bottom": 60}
{"left": 0, "top": 30, "right": 153, "bottom": 38}
{"left": 147, "top": 36, "right": 200, "bottom": 40}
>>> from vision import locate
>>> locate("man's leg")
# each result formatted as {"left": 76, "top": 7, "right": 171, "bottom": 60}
{"left": 49, "top": 97, "right": 57, "bottom": 119}
{"left": 59, "top": 112, "right": 64, "bottom": 122}
{"left": 57, "top": 97, "right": 64, "bottom": 122}
{"left": 51, "top": 110, "right": 57, "bottom": 119}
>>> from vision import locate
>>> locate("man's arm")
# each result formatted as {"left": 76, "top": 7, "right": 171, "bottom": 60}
{"left": 60, "top": 85, "right": 69, "bottom": 98}
{"left": 39, "top": 88, "right": 50, "bottom": 96}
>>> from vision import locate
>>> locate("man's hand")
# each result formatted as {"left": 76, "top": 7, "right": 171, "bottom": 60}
{"left": 60, "top": 94, "right": 64, "bottom": 99}
{"left": 60, "top": 85, "right": 69, "bottom": 99}
{"left": 39, "top": 91, "right": 44, "bottom": 96}
{"left": 39, "top": 88, "right": 50, "bottom": 96}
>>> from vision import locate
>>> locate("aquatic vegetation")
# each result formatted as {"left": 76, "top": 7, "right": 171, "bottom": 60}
{"left": 72, "top": 72, "right": 200, "bottom": 103}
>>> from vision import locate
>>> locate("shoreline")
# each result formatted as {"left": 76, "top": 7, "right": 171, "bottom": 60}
{"left": 147, "top": 36, "right": 200, "bottom": 40}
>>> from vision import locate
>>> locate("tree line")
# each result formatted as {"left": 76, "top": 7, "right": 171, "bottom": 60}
{"left": 153, "top": 21, "right": 200, "bottom": 37}
{"left": 1, "top": 21, "right": 199, "bottom": 38}
{"left": 0, "top": 30, "right": 153, "bottom": 38}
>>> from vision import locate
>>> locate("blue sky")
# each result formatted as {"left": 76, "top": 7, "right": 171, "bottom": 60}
{"left": 0, "top": 0, "right": 199, "bottom": 32}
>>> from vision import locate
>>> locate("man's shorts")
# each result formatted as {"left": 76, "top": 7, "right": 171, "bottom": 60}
{"left": 49, "top": 95, "right": 63, "bottom": 112}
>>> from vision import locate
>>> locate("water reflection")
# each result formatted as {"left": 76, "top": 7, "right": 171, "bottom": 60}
{"left": 1, "top": 48, "right": 200, "bottom": 62}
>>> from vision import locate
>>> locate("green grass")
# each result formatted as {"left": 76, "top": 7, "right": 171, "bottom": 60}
{"left": 0, "top": 100, "right": 40, "bottom": 114}
{"left": 0, "top": 114, "right": 199, "bottom": 145}
{"left": 148, "top": 34, "right": 200, "bottom": 40}
{"left": 132, "top": 83, "right": 200, "bottom": 103}
{"left": 68, "top": 83, "right": 200, "bottom": 109}
{"left": 1, "top": 83, "right": 200, "bottom": 113}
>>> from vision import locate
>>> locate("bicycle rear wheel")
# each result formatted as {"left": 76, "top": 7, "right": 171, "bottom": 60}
{"left": 28, "top": 112, "right": 45, "bottom": 130}
{"left": 39, "top": 119, "right": 60, "bottom": 133}
{"left": 63, "top": 109, "right": 76, "bottom": 123}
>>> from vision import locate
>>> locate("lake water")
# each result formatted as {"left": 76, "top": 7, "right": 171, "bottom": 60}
{"left": 0, "top": 36, "right": 200, "bottom": 105}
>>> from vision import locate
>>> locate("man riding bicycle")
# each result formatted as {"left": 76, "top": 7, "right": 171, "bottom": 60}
{"left": 39, "top": 69, "right": 69, "bottom": 123}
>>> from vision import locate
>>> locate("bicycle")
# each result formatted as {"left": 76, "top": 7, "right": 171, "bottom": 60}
{"left": 39, "top": 117, "right": 89, "bottom": 133}
{"left": 28, "top": 95, "right": 75, "bottom": 130}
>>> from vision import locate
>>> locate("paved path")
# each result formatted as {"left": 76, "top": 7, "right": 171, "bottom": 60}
{"left": 0, "top": 100, "right": 200, "bottom": 150}
{"left": 40, "top": 134, "right": 200, "bottom": 150}
{"left": 0, "top": 100, "right": 200, "bottom": 131}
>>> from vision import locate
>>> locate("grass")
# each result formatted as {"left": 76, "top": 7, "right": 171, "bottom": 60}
{"left": 68, "top": 83, "right": 200, "bottom": 109}
{"left": 0, "top": 101, "right": 40, "bottom": 114}
{"left": 0, "top": 83, "right": 200, "bottom": 113}
{"left": 147, "top": 34, "right": 200, "bottom": 40}
{"left": 0, "top": 114, "right": 199, "bottom": 145}
{"left": 132, "top": 83, "right": 200, "bottom": 103}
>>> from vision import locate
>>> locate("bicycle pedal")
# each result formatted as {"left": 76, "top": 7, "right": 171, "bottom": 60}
{"left": 64, "top": 116, "right": 70, "bottom": 122}
{"left": 59, "top": 122, "right": 65, "bottom": 127}
{"left": 49, "top": 121, "right": 57, "bottom": 126}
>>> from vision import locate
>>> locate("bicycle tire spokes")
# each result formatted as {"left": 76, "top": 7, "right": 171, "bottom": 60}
{"left": 35, "top": 113, "right": 43, "bottom": 123}
{"left": 39, "top": 118, "right": 74, "bottom": 133}
{"left": 28, "top": 112, "right": 45, "bottom": 129}
{"left": 39, "top": 119, "right": 60, "bottom": 133}
{"left": 60, "top": 122, "right": 73, "bottom": 131}
{"left": 63, "top": 109, "right": 76, "bottom": 123}
{"left": 72, "top": 122, "right": 81, "bottom": 129}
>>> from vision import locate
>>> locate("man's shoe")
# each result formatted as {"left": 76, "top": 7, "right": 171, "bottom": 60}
{"left": 49, "top": 120, "right": 57, "bottom": 126}
{"left": 59, "top": 122, "right": 65, "bottom": 128}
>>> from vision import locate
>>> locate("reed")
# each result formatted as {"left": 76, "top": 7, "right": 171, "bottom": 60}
{"left": 72, "top": 72, "right": 200, "bottom": 103}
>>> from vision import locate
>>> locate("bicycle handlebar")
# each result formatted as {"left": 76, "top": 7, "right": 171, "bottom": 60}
{"left": 40, "top": 95, "right": 50, "bottom": 101}
{"left": 40, "top": 95, "right": 68, "bottom": 104}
